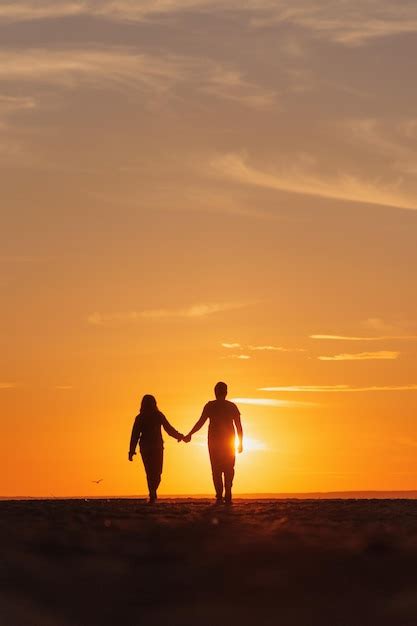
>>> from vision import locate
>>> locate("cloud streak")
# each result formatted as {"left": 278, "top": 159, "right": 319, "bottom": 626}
{"left": 221, "top": 342, "right": 305, "bottom": 353}
{"left": 311, "top": 334, "right": 417, "bottom": 341}
{"left": 230, "top": 397, "right": 318, "bottom": 407}
{"left": 0, "top": 95, "right": 37, "bottom": 127}
{"left": 260, "top": 385, "right": 417, "bottom": 393}
{"left": 88, "top": 302, "right": 245, "bottom": 325}
{"left": 2, "top": 1, "right": 417, "bottom": 48}
{"left": 0, "top": 48, "right": 274, "bottom": 111}
{"left": 211, "top": 152, "right": 417, "bottom": 211}
{"left": 0, "top": 382, "right": 18, "bottom": 389}
{"left": 318, "top": 351, "right": 400, "bottom": 361}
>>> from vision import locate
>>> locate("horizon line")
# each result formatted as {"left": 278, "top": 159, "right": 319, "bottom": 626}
{"left": 3, "top": 490, "right": 417, "bottom": 501}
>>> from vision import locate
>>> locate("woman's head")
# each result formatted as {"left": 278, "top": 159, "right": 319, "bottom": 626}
{"left": 140, "top": 394, "right": 158, "bottom": 413}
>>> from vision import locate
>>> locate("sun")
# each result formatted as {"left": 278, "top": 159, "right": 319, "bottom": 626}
{"left": 235, "top": 436, "right": 267, "bottom": 453}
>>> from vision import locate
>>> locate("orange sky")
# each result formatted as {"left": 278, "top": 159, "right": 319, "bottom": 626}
{"left": 1, "top": 0, "right": 417, "bottom": 496}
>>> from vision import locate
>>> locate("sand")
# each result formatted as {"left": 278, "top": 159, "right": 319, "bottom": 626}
{"left": 2, "top": 498, "right": 417, "bottom": 625}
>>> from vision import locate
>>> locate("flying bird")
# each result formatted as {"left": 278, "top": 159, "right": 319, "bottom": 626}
{"left": 92, "top": 479, "right": 103, "bottom": 484}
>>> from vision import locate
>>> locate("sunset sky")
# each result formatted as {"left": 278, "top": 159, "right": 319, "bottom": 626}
{"left": 1, "top": 0, "right": 417, "bottom": 496}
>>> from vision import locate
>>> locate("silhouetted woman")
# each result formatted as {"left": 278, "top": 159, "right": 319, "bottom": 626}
{"left": 129, "top": 395, "right": 183, "bottom": 503}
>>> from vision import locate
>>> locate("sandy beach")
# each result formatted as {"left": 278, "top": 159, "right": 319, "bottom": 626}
{"left": 2, "top": 498, "right": 417, "bottom": 625}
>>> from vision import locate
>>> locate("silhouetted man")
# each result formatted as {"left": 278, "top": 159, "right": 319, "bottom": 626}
{"left": 184, "top": 382, "right": 243, "bottom": 504}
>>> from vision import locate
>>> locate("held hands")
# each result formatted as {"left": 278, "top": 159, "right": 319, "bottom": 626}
{"left": 183, "top": 433, "right": 192, "bottom": 443}
{"left": 177, "top": 433, "right": 184, "bottom": 442}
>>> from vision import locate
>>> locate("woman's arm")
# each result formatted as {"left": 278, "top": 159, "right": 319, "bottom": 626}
{"left": 128, "top": 415, "right": 142, "bottom": 460}
{"left": 161, "top": 414, "right": 183, "bottom": 441}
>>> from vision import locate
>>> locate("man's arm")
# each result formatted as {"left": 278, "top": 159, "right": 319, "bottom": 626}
{"left": 161, "top": 414, "right": 183, "bottom": 441}
{"left": 128, "top": 415, "right": 142, "bottom": 461}
{"left": 234, "top": 410, "right": 243, "bottom": 453}
{"left": 183, "top": 406, "right": 209, "bottom": 442}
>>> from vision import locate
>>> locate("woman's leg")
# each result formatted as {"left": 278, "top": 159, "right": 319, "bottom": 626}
{"left": 141, "top": 446, "right": 163, "bottom": 502}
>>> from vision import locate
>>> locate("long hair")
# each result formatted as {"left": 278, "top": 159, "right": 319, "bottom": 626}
{"left": 139, "top": 394, "right": 158, "bottom": 415}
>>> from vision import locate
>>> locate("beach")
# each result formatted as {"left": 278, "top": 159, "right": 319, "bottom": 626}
{"left": 2, "top": 498, "right": 417, "bottom": 625}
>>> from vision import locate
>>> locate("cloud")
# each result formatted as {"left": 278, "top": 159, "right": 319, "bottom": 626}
{"left": 361, "top": 317, "right": 398, "bottom": 333}
{"left": 0, "top": 48, "right": 274, "bottom": 112}
{"left": 0, "top": 382, "right": 18, "bottom": 389}
{"left": 224, "top": 354, "right": 251, "bottom": 360}
{"left": 201, "top": 67, "right": 275, "bottom": 110}
{"left": 260, "top": 385, "right": 417, "bottom": 393}
{"left": 249, "top": 344, "right": 306, "bottom": 352}
{"left": 311, "top": 334, "right": 417, "bottom": 341}
{"left": 0, "top": 95, "right": 37, "bottom": 127}
{"left": 340, "top": 119, "right": 417, "bottom": 177}
{"left": 54, "top": 385, "right": 74, "bottom": 390}
{"left": 318, "top": 351, "right": 400, "bottom": 361}
{"left": 88, "top": 302, "right": 245, "bottom": 324}
{"left": 210, "top": 152, "right": 417, "bottom": 211}
{"left": 0, "top": 48, "right": 185, "bottom": 92}
{"left": 0, "top": 2, "right": 85, "bottom": 22}
{"left": 2, "top": 1, "right": 417, "bottom": 48}
{"left": 230, "top": 397, "right": 318, "bottom": 407}
{"left": 249, "top": 2, "right": 417, "bottom": 46}
{"left": 221, "top": 342, "right": 305, "bottom": 352}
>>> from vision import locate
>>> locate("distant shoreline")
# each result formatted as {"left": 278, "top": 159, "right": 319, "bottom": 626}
{"left": 2, "top": 491, "right": 417, "bottom": 501}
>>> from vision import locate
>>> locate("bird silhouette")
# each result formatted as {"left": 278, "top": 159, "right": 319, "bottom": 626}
{"left": 92, "top": 479, "right": 103, "bottom": 484}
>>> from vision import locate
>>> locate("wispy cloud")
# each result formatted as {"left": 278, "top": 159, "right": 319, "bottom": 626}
{"left": 2, "top": 1, "right": 417, "bottom": 48}
{"left": 221, "top": 342, "right": 305, "bottom": 352}
{"left": 318, "top": 351, "right": 400, "bottom": 361}
{"left": 341, "top": 119, "right": 417, "bottom": 177}
{"left": 0, "top": 49, "right": 274, "bottom": 111}
{"left": 201, "top": 67, "right": 275, "bottom": 110}
{"left": 249, "top": 2, "right": 417, "bottom": 46}
{"left": 0, "top": 48, "right": 185, "bottom": 92}
{"left": 0, "top": 382, "right": 18, "bottom": 389}
{"left": 88, "top": 302, "right": 245, "bottom": 325}
{"left": 210, "top": 152, "right": 417, "bottom": 211}
{"left": 0, "top": 2, "right": 85, "bottom": 22}
{"left": 0, "top": 95, "right": 37, "bottom": 127}
{"left": 249, "top": 344, "right": 306, "bottom": 352}
{"left": 260, "top": 385, "right": 417, "bottom": 393}
{"left": 224, "top": 354, "right": 251, "bottom": 360}
{"left": 230, "top": 397, "right": 318, "bottom": 407}
{"left": 311, "top": 334, "right": 417, "bottom": 341}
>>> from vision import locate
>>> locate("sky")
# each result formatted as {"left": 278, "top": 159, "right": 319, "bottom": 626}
{"left": 1, "top": 0, "right": 417, "bottom": 496}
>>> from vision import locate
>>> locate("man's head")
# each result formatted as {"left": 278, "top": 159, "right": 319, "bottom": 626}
{"left": 214, "top": 381, "right": 228, "bottom": 399}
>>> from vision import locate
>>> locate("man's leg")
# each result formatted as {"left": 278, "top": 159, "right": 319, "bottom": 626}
{"left": 209, "top": 447, "right": 224, "bottom": 501}
{"left": 224, "top": 454, "right": 236, "bottom": 504}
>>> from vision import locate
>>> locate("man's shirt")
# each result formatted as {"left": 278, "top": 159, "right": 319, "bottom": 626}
{"left": 200, "top": 399, "right": 241, "bottom": 442}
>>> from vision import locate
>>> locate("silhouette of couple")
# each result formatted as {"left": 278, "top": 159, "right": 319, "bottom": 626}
{"left": 129, "top": 382, "right": 243, "bottom": 504}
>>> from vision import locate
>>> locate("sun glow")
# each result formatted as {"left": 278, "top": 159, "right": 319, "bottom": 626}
{"left": 236, "top": 436, "right": 267, "bottom": 453}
